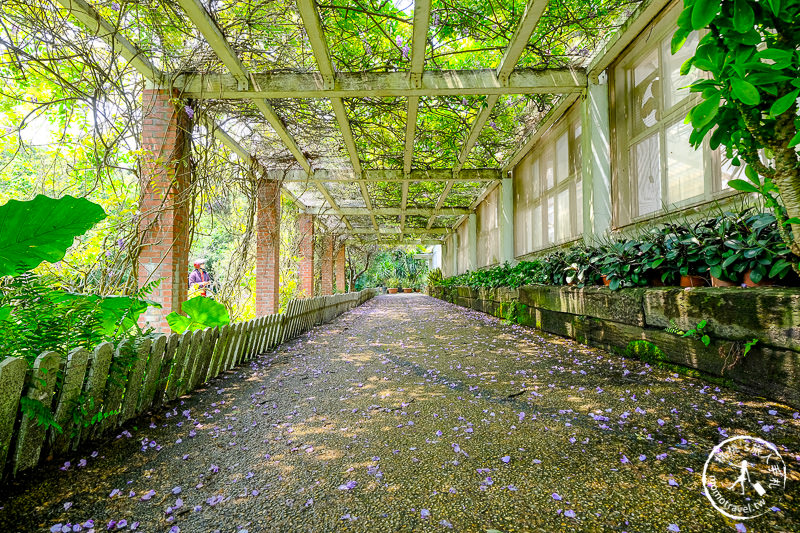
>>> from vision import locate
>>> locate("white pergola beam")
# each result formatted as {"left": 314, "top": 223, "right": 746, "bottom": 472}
{"left": 497, "top": 0, "right": 550, "bottom": 83}
{"left": 347, "top": 228, "right": 448, "bottom": 235}
{"left": 305, "top": 207, "right": 471, "bottom": 216}
{"left": 274, "top": 168, "right": 502, "bottom": 182}
{"left": 176, "top": 68, "right": 586, "bottom": 99}
{"left": 55, "top": 0, "right": 164, "bottom": 82}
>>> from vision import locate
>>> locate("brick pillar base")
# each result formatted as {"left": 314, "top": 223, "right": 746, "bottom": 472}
{"left": 138, "top": 88, "right": 191, "bottom": 332}
{"left": 321, "top": 234, "right": 334, "bottom": 295}
{"left": 256, "top": 180, "right": 281, "bottom": 315}
{"left": 298, "top": 213, "right": 314, "bottom": 297}
{"left": 335, "top": 244, "right": 346, "bottom": 293}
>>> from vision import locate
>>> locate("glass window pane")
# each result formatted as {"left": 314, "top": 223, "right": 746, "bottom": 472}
{"left": 632, "top": 49, "right": 660, "bottom": 134}
{"left": 573, "top": 120, "right": 582, "bottom": 175}
{"left": 634, "top": 133, "right": 661, "bottom": 216}
{"left": 556, "top": 132, "right": 569, "bottom": 183}
{"left": 666, "top": 120, "right": 704, "bottom": 203}
{"left": 546, "top": 196, "right": 555, "bottom": 243}
{"left": 720, "top": 154, "right": 744, "bottom": 190}
{"left": 542, "top": 148, "right": 554, "bottom": 190}
{"left": 532, "top": 158, "right": 540, "bottom": 198}
{"left": 557, "top": 188, "right": 571, "bottom": 241}
{"left": 663, "top": 31, "right": 700, "bottom": 109}
{"left": 532, "top": 204, "right": 541, "bottom": 250}
{"left": 575, "top": 179, "right": 583, "bottom": 234}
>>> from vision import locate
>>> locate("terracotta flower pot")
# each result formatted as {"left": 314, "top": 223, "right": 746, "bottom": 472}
{"left": 388, "top": 288, "right": 398, "bottom": 294}
{"left": 743, "top": 270, "right": 775, "bottom": 287}
{"left": 680, "top": 275, "right": 707, "bottom": 287}
{"left": 601, "top": 275, "right": 610, "bottom": 287}
{"left": 403, "top": 288, "right": 413, "bottom": 293}
{"left": 711, "top": 275, "right": 737, "bottom": 287}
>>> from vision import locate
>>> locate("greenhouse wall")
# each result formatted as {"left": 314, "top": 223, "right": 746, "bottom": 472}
{"left": 453, "top": 0, "right": 749, "bottom": 269}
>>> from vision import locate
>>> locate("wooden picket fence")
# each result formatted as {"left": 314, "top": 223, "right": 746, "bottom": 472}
{"left": 0, "top": 289, "right": 376, "bottom": 478}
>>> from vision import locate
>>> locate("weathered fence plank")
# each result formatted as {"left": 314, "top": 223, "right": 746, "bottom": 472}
{"left": 48, "top": 347, "right": 90, "bottom": 457}
{"left": 138, "top": 335, "right": 167, "bottom": 414}
{"left": 0, "top": 358, "right": 27, "bottom": 471}
{"left": 13, "top": 351, "right": 60, "bottom": 475}
{"left": 165, "top": 331, "right": 191, "bottom": 402}
{"left": 80, "top": 343, "right": 114, "bottom": 443}
{"left": 153, "top": 333, "right": 179, "bottom": 407}
{"left": 119, "top": 338, "right": 152, "bottom": 425}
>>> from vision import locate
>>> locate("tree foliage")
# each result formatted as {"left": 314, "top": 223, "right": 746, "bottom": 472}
{"left": 675, "top": 0, "right": 800, "bottom": 255}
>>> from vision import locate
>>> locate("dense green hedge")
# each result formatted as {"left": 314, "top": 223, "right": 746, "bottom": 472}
{"left": 433, "top": 209, "right": 798, "bottom": 290}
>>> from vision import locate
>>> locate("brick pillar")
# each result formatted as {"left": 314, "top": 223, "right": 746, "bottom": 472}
{"left": 256, "top": 180, "right": 281, "bottom": 315}
{"left": 335, "top": 243, "right": 346, "bottom": 293}
{"left": 138, "top": 88, "right": 192, "bottom": 332}
{"left": 321, "top": 234, "right": 334, "bottom": 295}
{"left": 297, "top": 213, "right": 315, "bottom": 297}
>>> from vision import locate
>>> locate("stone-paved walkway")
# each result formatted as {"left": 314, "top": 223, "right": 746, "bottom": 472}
{"left": 1, "top": 294, "right": 798, "bottom": 533}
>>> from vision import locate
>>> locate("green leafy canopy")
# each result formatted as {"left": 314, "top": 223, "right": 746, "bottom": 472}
{"left": 166, "top": 296, "right": 230, "bottom": 333}
{"left": 0, "top": 194, "right": 107, "bottom": 277}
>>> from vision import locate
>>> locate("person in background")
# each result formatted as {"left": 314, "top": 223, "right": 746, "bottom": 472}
{"left": 188, "top": 259, "right": 212, "bottom": 297}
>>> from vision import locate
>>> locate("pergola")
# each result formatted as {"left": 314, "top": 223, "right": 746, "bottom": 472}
{"left": 55, "top": 0, "right": 661, "bottom": 245}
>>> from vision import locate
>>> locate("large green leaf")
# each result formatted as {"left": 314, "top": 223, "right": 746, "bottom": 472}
{"left": 0, "top": 195, "right": 106, "bottom": 277}
{"left": 733, "top": 0, "right": 755, "bottom": 33}
{"left": 731, "top": 78, "right": 760, "bottom": 105}
{"left": 166, "top": 296, "right": 230, "bottom": 333}
{"left": 691, "top": 0, "right": 719, "bottom": 30}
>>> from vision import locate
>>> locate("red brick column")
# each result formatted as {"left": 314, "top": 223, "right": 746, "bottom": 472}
{"left": 297, "top": 213, "right": 315, "bottom": 297}
{"left": 321, "top": 234, "right": 334, "bottom": 295}
{"left": 138, "top": 88, "right": 192, "bottom": 332}
{"left": 335, "top": 243, "right": 346, "bottom": 293}
{"left": 256, "top": 180, "right": 281, "bottom": 315}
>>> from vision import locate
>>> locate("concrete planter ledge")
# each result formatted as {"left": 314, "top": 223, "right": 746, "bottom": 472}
{"left": 429, "top": 285, "right": 800, "bottom": 408}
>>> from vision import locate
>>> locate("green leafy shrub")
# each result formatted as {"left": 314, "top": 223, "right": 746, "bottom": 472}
{"left": 432, "top": 208, "right": 798, "bottom": 290}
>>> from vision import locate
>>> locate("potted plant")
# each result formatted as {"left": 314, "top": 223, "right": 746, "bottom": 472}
{"left": 659, "top": 222, "right": 708, "bottom": 287}
{"left": 597, "top": 239, "right": 651, "bottom": 290}
{"left": 386, "top": 277, "right": 400, "bottom": 294}
{"left": 563, "top": 245, "right": 602, "bottom": 287}
{"left": 726, "top": 211, "right": 795, "bottom": 286}
{"left": 402, "top": 277, "right": 414, "bottom": 293}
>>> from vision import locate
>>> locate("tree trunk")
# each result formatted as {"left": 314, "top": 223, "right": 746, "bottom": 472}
{"left": 772, "top": 111, "right": 800, "bottom": 256}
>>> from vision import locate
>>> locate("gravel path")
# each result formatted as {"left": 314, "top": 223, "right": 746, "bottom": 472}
{"left": 1, "top": 294, "right": 798, "bottom": 533}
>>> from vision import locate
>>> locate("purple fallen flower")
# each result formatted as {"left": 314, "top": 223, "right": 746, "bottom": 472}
{"left": 564, "top": 510, "right": 576, "bottom": 518}
{"left": 621, "top": 455, "right": 629, "bottom": 464}
{"left": 421, "top": 509, "right": 430, "bottom": 519}
{"left": 172, "top": 486, "right": 182, "bottom": 495}
{"left": 63, "top": 502, "right": 72, "bottom": 510}
{"left": 501, "top": 456, "right": 511, "bottom": 463}
{"left": 668, "top": 479, "right": 678, "bottom": 487}
{"left": 668, "top": 525, "right": 680, "bottom": 532}
{"left": 338, "top": 480, "right": 357, "bottom": 490}
{"left": 116, "top": 520, "right": 127, "bottom": 529}
{"left": 639, "top": 455, "right": 647, "bottom": 462}
{"left": 552, "top": 493, "right": 562, "bottom": 501}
